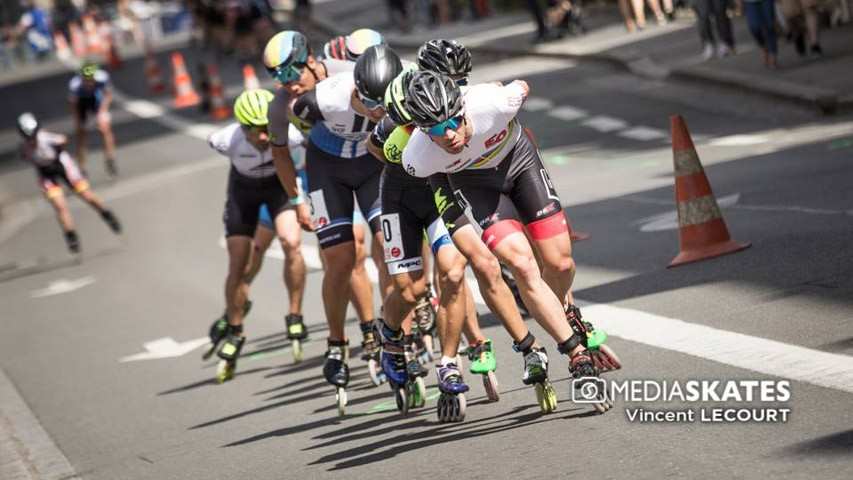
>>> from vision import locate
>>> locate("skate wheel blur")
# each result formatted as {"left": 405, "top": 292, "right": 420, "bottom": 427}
{"left": 483, "top": 371, "right": 500, "bottom": 402}
{"left": 291, "top": 339, "right": 303, "bottom": 364}
{"left": 336, "top": 387, "right": 347, "bottom": 416}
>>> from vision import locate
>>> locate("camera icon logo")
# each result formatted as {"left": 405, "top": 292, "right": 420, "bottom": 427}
{"left": 572, "top": 377, "right": 606, "bottom": 403}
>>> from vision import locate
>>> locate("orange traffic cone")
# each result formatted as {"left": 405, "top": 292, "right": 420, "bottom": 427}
{"left": 207, "top": 64, "right": 230, "bottom": 120}
{"left": 242, "top": 64, "right": 260, "bottom": 90}
{"left": 53, "top": 32, "right": 72, "bottom": 61}
{"left": 171, "top": 52, "right": 200, "bottom": 108}
{"left": 145, "top": 51, "right": 165, "bottom": 93}
{"left": 69, "top": 23, "right": 86, "bottom": 58}
{"left": 668, "top": 115, "right": 750, "bottom": 267}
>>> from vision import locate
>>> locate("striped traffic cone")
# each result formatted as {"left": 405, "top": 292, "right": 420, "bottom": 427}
{"left": 207, "top": 64, "right": 230, "bottom": 120}
{"left": 171, "top": 52, "right": 200, "bottom": 108}
{"left": 668, "top": 115, "right": 750, "bottom": 267}
{"left": 243, "top": 64, "right": 260, "bottom": 90}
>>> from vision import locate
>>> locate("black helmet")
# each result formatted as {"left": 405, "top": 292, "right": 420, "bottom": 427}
{"left": 405, "top": 70, "right": 463, "bottom": 128}
{"left": 416, "top": 39, "right": 472, "bottom": 78}
{"left": 17, "top": 112, "right": 39, "bottom": 138}
{"left": 354, "top": 45, "right": 403, "bottom": 104}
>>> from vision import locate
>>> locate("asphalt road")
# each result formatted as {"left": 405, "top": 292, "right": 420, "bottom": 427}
{"left": 1, "top": 45, "right": 852, "bottom": 480}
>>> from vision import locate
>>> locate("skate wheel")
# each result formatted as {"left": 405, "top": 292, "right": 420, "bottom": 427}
{"left": 368, "top": 358, "right": 385, "bottom": 386}
{"left": 535, "top": 382, "right": 558, "bottom": 413}
{"left": 483, "top": 371, "right": 500, "bottom": 402}
{"left": 395, "top": 387, "right": 409, "bottom": 415}
{"left": 336, "top": 387, "right": 347, "bottom": 416}
{"left": 413, "top": 377, "right": 427, "bottom": 408}
{"left": 436, "top": 394, "right": 447, "bottom": 422}
{"left": 455, "top": 393, "right": 467, "bottom": 422}
{"left": 216, "top": 360, "right": 234, "bottom": 384}
{"left": 292, "top": 339, "right": 303, "bottom": 364}
{"left": 598, "top": 344, "right": 622, "bottom": 372}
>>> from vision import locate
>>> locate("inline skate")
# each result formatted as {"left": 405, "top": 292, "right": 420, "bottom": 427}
{"left": 514, "top": 333, "right": 558, "bottom": 413}
{"left": 323, "top": 339, "right": 349, "bottom": 416}
{"left": 559, "top": 339, "right": 613, "bottom": 414}
{"left": 436, "top": 362, "right": 468, "bottom": 422}
{"left": 361, "top": 320, "right": 385, "bottom": 386}
{"left": 379, "top": 321, "right": 425, "bottom": 415}
{"left": 467, "top": 339, "right": 499, "bottom": 402}
{"left": 215, "top": 327, "right": 245, "bottom": 383}
{"left": 565, "top": 304, "right": 621, "bottom": 373}
{"left": 202, "top": 300, "right": 252, "bottom": 360}
{"left": 285, "top": 313, "right": 308, "bottom": 363}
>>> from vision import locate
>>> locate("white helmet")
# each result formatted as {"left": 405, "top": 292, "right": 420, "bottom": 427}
{"left": 17, "top": 112, "right": 39, "bottom": 138}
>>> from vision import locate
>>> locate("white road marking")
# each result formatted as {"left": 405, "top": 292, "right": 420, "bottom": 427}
{"left": 582, "top": 115, "right": 628, "bottom": 132}
{"left": 628, "top": 194, "right": 848, "bottom": 221}
{"left": 522, "top": 97, "right": 555, "bottom": 112}
{"left": 457, "top": 22, "right": 537, "bottom": 46}
{"left": 119, "top": 337, "right": 210, "bottom": 362}
{"left": 585, "top": 303, "right": 853, "bottom": 394}
{"left": 30, "top": 276, "right": 96, "bottom": 298}
{"left": 708, "top": 134, "right": 770, "bottom": 147}
{"left": 635, "top": 194, "right": 740, "bottom": 232}
{"left": 619, "top": 126, "right": 668, "bottom": 141}
{"left": 548, "top": 105, "right": 588, "bottom": 122}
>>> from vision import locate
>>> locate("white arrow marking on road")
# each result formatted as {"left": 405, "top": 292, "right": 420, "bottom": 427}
{"left": 635, "top": 194, "right": 740, "bottom": 232}
{"left": 548, "top": 105, "right": 588, "bottom": 121}
{"left": 119, "top": 337, "right": 210, "bottom": 362}
{"left": 31, "top": 276, "right": 96, "bottom": 298}
{"left": 708, "top": 134, "right": 770, "bottom": 147}
{"left": 522, "top": 97, "right": 555, "bottom": 112}
{"left": 618, "top": 126, "right": 668, "bottom": 141}
{"left": 582, "top": 115, "right": 628, "bottom": 132}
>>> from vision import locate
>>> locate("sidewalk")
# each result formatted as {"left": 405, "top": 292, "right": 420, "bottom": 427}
{"left": 305, "top": 0, "right": 853, "bottom": 114}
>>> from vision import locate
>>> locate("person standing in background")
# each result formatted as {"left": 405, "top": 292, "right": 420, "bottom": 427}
{"left": 743, "top": 0, "right": 779, "bottom": 67}
{"left": 691, "top": 0, "right": 736, "bottom": 60}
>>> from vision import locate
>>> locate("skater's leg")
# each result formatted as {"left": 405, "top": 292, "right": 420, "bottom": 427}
{"left": 225, "top": 236, "right": 253, "bottom": 328}
{"left": 320, "top": 241, "right": 356, "bottom": 341}
{"left": 275, "top": 208, "right": 305, "bottom": 315}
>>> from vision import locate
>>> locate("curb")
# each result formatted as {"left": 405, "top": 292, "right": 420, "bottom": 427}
{"left": 303, "top": 14, "right": 845, "bottom": 115}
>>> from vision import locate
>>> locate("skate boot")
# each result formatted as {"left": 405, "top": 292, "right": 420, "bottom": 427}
{"left": 64, "top": 230, "right": 80, "bottom": 254}
{"left": 285, "top": 313, "right": 308, "bottom": 363}
{"left": 500, "top": 264, "right": 528, "bottom": 316}
{"left": 404, "top": 338, "right": 428, "bottom": 409}
{"left": 378, "top": 321, "right": 414, "bottom": 414}
{"left": 361, "top": 320, "right": 385, "bottom": 386}
{"left": 514, "top": 333, "right": 558, "bottom": 413}
{"left": 100, "top": 210, "right": 122, "bottom": 234}
{"left": 202, "top": 300, "right": 253, "bottom": 360}
{"left": 467, "top": 339, "right": 499, "bottom": 402}
{"left": 559, "top": 339, "right": 612, "bottom": 414}
{"left": 215, "top": 328, "right": 245, "bottom": 384}
{"left": 414, "top": 294, "right": 436, "bottom": 362}
{"left": 565, "top": 304, "right": 621, "bottom": 373}
{"left": 323, "top": 339, "right": 350, "bottom": 416}
{"left": 436, "top": 362, "right": 469, "bottom": 422}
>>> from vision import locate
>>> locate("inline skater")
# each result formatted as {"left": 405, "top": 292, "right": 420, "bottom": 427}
{"left": 68, "top": 61, "right": 118, "bottom": 177}
{"left": 16, "top": 112, "right": 122, "bottom": 254}
{"left": 263, "top": 31, "right": 389, "bottom": 387}
{"left": 205, "top": 89, "right": 303, "bottom": 383}
{"left": 206, "top": 123, "right": 310, "bottom": 364}
{"left": 357, "top": 50, "right": 469, "bottom": 420}
{"left": 402, "top": 71, "right": 615, "bottom": 412}
{"left": 274, "top": 42, "right": 401, "bottom": 414}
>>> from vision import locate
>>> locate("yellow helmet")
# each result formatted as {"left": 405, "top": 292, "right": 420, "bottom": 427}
{"left": 233, "top": 89, "right": 275, "bottom": 126}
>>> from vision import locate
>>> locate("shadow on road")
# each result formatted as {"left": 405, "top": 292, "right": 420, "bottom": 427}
{"left": 780, "top": 429, "right": 853, "bottom": 457}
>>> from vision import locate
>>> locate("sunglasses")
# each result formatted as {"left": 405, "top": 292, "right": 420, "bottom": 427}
{"left": 245, "top": 124, "right": 269, "bottom": 134}
{"left": 270, "top": 62, "right": 306, "bottom": 84}
{"left": 453, "top": 77, "right": 469, "bottom": 86}
{"left": 423, "top": 115, "right": 464, "bottom": 136}
{"left": 357, "top": 91, "right": 383, "bottom": 110}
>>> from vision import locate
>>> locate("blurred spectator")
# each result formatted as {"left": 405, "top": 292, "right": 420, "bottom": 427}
{"left": 1, "top": 25, "right": 13, "bottom": 69}
{"left": 743, "top": 0, "right": 778, "bottom": 67}
{"left": 525, "top": 0, "right": 550, "bottom": 42}
{"left": 691, "top": 0, "right": 736, "bottom": 59}
{"left": 631, "top": 0, "right": 667, "bottom": 28}
{"left": 780, "top": 0, "right": 823, "bottom": 56}
{"left": 12, "top": 0, "right": 53, "bottom": 61}
{"left": 617, "top": 0, "right": 639, "bottom": 31}
{"left": 52, "top": 0, "right": 81, "bottom": 42}
{"left": 387, "top": 0, "right": 412, "bottom": 31}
